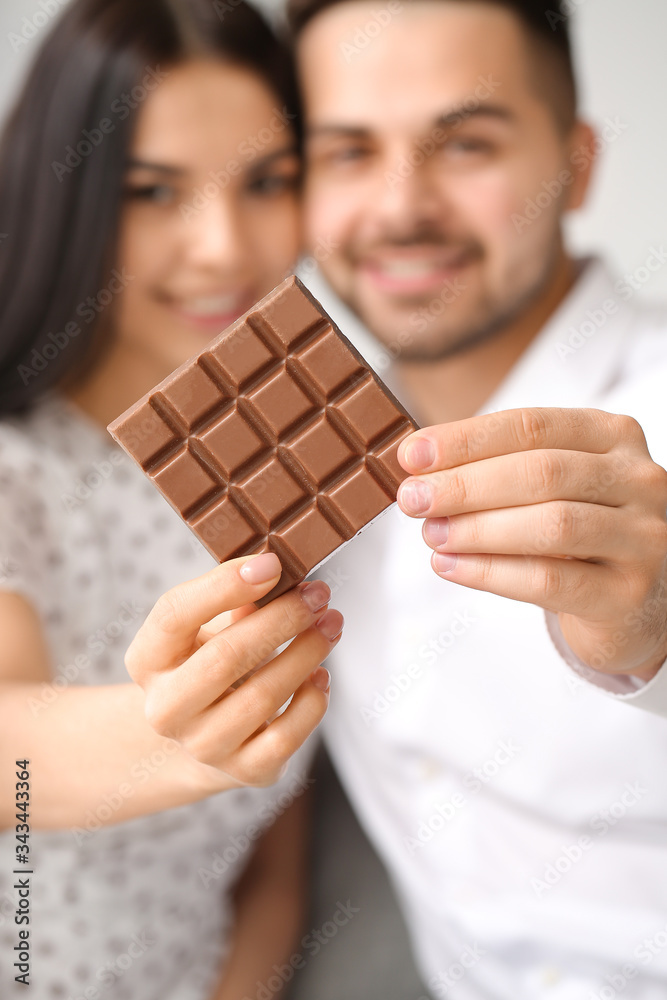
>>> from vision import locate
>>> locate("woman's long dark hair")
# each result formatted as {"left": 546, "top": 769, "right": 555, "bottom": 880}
{"left": 0, "top": 0, "right": 299, "bottom": 415}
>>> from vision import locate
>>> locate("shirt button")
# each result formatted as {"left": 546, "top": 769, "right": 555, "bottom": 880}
{"left": 541, "top": 967, "right": 561, "bottom": 987}
{"left": 419, "top": 758, "right": 442, "bottom": 780}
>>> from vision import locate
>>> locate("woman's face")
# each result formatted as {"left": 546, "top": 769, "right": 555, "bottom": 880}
{"left": 114, "top": 59, "right": 301, "bottom": 374}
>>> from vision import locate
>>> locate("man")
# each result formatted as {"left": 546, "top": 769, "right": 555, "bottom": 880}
{"left": 289, "top": 0, "right": 667, "bottom": 996}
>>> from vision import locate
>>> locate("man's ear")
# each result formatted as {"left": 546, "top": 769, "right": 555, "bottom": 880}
{"left": 565, "top": 120, "right": 597, "bottom": 211}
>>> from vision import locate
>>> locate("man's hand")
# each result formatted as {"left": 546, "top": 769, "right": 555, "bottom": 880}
{"left": 396, "top": 408, "right": 667, "bottom": 681}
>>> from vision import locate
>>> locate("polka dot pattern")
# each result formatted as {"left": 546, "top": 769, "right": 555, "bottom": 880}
{"left": 0, "top": 392, "right": 315, "bottom": 999}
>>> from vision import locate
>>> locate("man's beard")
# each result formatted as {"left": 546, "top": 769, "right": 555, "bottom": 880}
{"left": 341, "top": 240, "right": 562, "bottom": 364}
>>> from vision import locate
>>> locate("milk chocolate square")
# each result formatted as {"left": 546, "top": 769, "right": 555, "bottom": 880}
{"left": 107, "top": 275, "right": 418, "bottom": 603}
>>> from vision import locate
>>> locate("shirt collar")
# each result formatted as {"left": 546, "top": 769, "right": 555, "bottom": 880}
{"left": 481, "top": 257, "right": 634, "bottom": 414}
{"left": 304, "top": 257, "right": 635, "bottom": 417}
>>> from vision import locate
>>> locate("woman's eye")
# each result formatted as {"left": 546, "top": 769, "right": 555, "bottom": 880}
{"left": 124, "top": 183, "right": 175, "bottom": 204}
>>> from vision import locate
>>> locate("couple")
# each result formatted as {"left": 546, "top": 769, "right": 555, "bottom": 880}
{"left": 1, "top": 0, "right": 667, "bottom": 998}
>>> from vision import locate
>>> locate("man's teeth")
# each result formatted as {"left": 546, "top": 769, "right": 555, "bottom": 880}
{"left": 181, "top": 295, "right": 240, "bottom": 316}
{"left": 375, "top": 260, "right": 453, "bottom": 278}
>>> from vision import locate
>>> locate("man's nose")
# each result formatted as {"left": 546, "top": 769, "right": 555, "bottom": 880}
{"left": 372, "top": 146, "right": 444, "bottom": 230}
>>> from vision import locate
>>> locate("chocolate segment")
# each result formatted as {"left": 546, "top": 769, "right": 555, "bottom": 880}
{"left": 108, "top": 275, "right": 418, "bottom": 603}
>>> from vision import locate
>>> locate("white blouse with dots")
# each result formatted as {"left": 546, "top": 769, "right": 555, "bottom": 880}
{"left": 0, "top": 390, "right": 312, "bottom": 1000}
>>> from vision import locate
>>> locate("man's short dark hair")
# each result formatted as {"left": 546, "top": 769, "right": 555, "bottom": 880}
{"left": 287, "top": 0, "right": 577, "bottom": 133}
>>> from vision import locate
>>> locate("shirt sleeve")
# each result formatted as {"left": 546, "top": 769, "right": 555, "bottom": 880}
{"left": 544, "top": 609, "right": 667, "bottom": 719}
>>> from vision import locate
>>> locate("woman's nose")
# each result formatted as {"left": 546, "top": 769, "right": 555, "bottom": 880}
{"left": 182, "top": 191, "right": 247, "bottom": 271}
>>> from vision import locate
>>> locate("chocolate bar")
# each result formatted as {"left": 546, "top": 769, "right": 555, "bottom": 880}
{"left": 107, "top": 276, "right": 418, "bottom": 603}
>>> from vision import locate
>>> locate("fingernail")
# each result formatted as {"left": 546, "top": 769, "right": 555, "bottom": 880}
{"left": 315, "top": 609, "right": 344, "bottom": 641}
{"left": 424, "top": 517, "right": 449, "bottom": 547}
{"left": 398, "top": 480, "right": 432, "bottom": 516}
{"left": 311, "top": 667, "right": 331, "bottom": 693}
{"left": 405, "top": 437, "right": 435, "bottom": 471}
{"left": 239, "top": 552, "right": 281, "bottom": 584}
{"left": 299, "top": 580, "right": 331, "bottom": 613}
{"left": 433, "top": 552, "right": 458, "bottom": 574}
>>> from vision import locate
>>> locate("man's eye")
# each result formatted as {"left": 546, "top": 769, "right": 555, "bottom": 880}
{"left": 308, "top": 145, "right": 370, "bottom": 168}
{"left": 442, "top": 138, "right": 494, "bottom": 156}
{"left": 330, "top": 146, "right": 369, "bottom": 164}
{"left": 124, "top": 184, "right": 175, "bottom": 203}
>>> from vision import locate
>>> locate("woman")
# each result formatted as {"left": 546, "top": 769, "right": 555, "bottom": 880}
{"left": 0, "top": 0, "right": 342, "bottom": 996}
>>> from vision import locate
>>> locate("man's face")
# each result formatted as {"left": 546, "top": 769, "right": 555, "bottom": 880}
{"left": 299, "top": 1, "right": 589, "bottom": 358}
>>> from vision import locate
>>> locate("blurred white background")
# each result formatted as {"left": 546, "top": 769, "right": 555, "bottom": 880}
{"left": 1, "top": 0, "right": 665, "bottom": 296}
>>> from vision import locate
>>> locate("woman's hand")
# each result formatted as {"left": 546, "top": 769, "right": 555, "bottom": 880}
{"left": 124, "top": 552, "right": 342, "bottom": 788}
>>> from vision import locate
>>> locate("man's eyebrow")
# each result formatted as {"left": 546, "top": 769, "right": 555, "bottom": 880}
{"left": 435, "top": 103, "right": 516, "bottom": 128}
{"left": 306, "top": 125, "right": 372, "bottom": 140}
{"left": 307, "top": 105, "right": 516, "bottom": 139}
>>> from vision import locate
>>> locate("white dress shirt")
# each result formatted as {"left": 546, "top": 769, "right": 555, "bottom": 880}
{"left": 313, "top": 259, "right": 667, "bottom": 999}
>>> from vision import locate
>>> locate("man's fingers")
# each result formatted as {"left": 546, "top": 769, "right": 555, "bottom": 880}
{"left": 423, "top": 502, "right": 643, "bottom": 562}
{"left": 429, "top": 551, "right": 614, "bottom": 619}
{"left": 398, "top": 449, "right": 632, "bottom": 519}
{"left": 126, "top": 553, "right": 284, "bottom": 679}
{"left": 398, "top": 408, "right": 646, "bottom": 474}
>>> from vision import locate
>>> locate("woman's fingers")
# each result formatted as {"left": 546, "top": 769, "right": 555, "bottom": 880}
{"left": 222, "top": 671, "right": 334, "bottom": 787}
{"left": 125, "top": 552, "right": 283, "bottom": 680}
{"left": 125, "top": 552, "right": 344, "bottom": 790}
{"left": 153, "top": 592, "right": 339, "bottom": 729}
{"left": 172, "top": 615, "right": 341, "bottom": 762}
{"left": 211, "top": 610, "right": 342, "bottom": 744}
{"left": 196, "top": 602, "right": 256, "bottom": 646}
